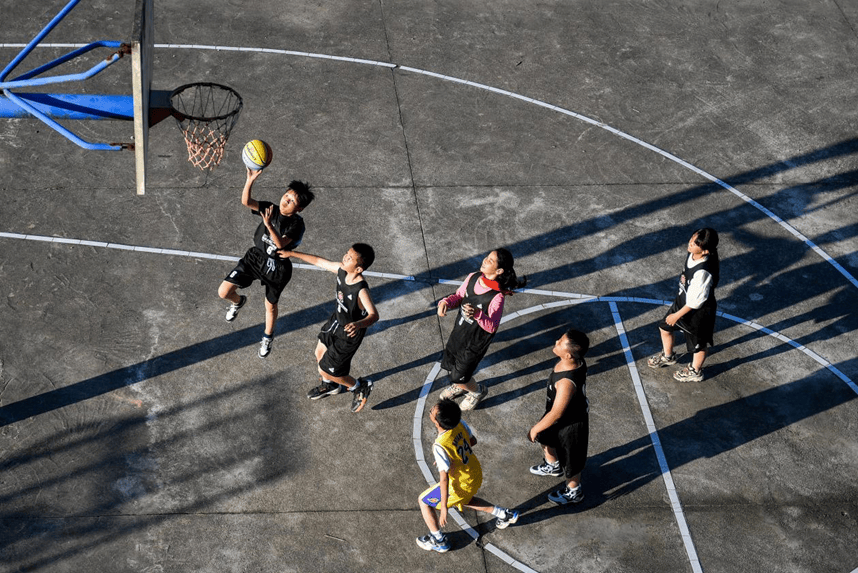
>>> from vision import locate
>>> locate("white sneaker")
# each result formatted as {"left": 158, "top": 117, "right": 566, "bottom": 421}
{"left": 495, "top": 509, "right": 519, "bottom": 529}
{"left": 258, "top": 335, "right": 273, "bottom": 358}
{"left": 460, "top": 383, "right": 488, "bottom": 411}
{"left": 225, "top": 295, "right": 247, "bottom": 322}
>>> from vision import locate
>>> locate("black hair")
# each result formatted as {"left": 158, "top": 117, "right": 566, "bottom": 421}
{"left": 351, "top": 243, "right": 375, "bottom": 270}
{"left": 563, "top": 328, "right": 590, "bottom": 360}
{"left": 692, "top": 228, "right": 720, "bottom": 288}
{"left": 287, "top": 180, "right": 315, "bottom": 209}
{"left": 494, "top": 248, "right": 527, "bottom": 292}
{"left": 434, "top": 399, "right": 462, "bottom": 430}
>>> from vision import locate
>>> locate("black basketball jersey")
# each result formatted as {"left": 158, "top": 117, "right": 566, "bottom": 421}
{"left": 545, "top": 364, "right": 589, "bottom": 425}
{"left": 251, "top": 200, "right": 306, "bottom": 259}
{"left": 442, "top": 273, "right": 502, "bottom": 373}
{"left": 454, "top": 273, "right": 500, "bottom": 334}
{"left": 334, "top": 268, "right": 369, "bottom": 326}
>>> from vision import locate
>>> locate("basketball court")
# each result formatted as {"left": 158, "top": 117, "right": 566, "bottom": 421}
{"left": 1, "top": 1, "right": 857, "bottom": 572}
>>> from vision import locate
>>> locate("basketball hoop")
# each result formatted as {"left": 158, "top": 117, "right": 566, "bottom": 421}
{"left": 170, "top": 82, "right": 242, "bottom": 170}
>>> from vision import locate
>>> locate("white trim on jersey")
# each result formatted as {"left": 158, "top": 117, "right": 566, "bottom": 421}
{"left": 684, "top": 254, "right": 714, "bottom": 309}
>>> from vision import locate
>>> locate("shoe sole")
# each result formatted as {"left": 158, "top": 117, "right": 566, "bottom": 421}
{"left": 308, "top": 387, "right": 343, "bottom": 400}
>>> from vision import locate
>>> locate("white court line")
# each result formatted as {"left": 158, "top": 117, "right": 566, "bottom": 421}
{"left": 415, "top": 364, "right": 538, "bottom": 573}
{"left": 5, "top": 230, "right": 858, "bottom": 572}
{"left": 2, "top": 230, "right": 856, "bottom": 396}
{"left": 608, "top": 301, "right": 703, "bottom": 573}
{"left": 3, "top": 39, "right": 856, "bottom": 568}
{"left": 2, "top": 41, "right": 855, "bottom": 291}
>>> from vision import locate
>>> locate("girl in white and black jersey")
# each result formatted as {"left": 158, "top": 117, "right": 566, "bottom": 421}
{"left": 647, "top": 228, "right": 721, "bottom": 382}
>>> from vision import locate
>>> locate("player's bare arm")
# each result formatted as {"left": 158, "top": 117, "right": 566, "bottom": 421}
{"left": 279, "top": 250, "right": 340, "bottom": 273}
{"left": 260, "top": 205, "right": 290, "bottom": 252}
{"left": 343, "top": 288, "right": 379, "bottom": 337}
{"left": 240, "top": 167, "right": 263, "bottom": 210}
{"left": 527, "top": 378, "right": 574, "bottom": 442}
{"left": 438, "top": 471, "right": 450, "bottom": 526}
{"left": 436, "top": 300, "right": 448, "bottom": 317}
{"left": 665, "top": 305, "right": 692, "bottom": 326}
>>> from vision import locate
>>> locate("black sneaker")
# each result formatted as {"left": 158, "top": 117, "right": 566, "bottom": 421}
{"left": 548, "top": 486, "right": 584, "bottom": 505}
{"left": 350, "top": 377, "right": 373, "bottom": 413}
{"left": 225, "top": 295, "right": 247, "bottom": 322}
{"left": 307, "top": 380, "right": 343, "bottom": 400}
{"left": 529, "top": 459, "right": 563, "bottom": 477}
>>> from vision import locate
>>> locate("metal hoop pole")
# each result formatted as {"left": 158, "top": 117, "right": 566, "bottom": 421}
{"left": 0, "top": 93, "right": 134, "bottom": 120}
{"left": 10, "top": 41, "right": 124, "bottom": 83}
{"left": 1, "top": 51, "right": 124, "bottom": 90}
{"left": 2, "top": 89, "right": 122, "bottom": 150}
{"left": 0, "top": 50, "right": 124, "bottom": 90}
{"left": 0, "top": 0, "right": 83, "bottom": 81}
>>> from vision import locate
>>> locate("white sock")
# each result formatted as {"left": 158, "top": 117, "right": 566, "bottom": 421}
{"left": 491, "top": 506, "right": 506, "bottom": 518}
{"left": 430, "top": 529, "right": 443, "bottom": 540}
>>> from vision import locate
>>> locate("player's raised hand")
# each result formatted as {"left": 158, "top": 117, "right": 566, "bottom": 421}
{"left": 261, "top": 204, "right": 275, "bottom": 226}
{"left": 246, "top": 166, "right": 263, "bottom": 182}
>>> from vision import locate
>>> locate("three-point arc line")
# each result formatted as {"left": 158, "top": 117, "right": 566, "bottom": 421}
{"left": 2, "top": 230, "right": 856, "bottom": 573}
{"left": 2, "top": 41, "right": 855, "bottom": 292}
{"left": 2, "top": 41, "right": 857, "bottom": 573}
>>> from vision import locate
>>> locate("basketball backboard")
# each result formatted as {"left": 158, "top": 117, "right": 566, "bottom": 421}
{"left": 1, "top": 0, "right": 228, "bottom": 195}
{"left": 131, "top": 0, "right": 153, "bottom": 196}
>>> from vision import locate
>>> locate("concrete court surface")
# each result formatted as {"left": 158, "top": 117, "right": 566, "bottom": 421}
{"left": 1, "top": 1, "right": 857, "bottom": 572}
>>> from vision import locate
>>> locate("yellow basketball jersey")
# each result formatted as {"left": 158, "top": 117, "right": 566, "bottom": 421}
{"left": 436, "top": 422, "right": 483, "bottom": 496}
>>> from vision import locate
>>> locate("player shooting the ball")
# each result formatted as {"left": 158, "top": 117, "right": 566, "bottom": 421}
{"left": 217, "top": 167, "right": 314, "bottom": 358}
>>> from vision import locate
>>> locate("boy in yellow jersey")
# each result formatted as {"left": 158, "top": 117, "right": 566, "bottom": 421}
{"left": 416, "top": 399, "right": 519, "bottom": 553}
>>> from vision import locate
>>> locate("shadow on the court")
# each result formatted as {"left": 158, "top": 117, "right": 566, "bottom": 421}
{"left": 0, "top": 302, "right": 328, "bottom": 427}
{"left": 1, "top": 139, "right": 856, "bottom": 569}
{"left": 0, "top": 373, "right": 306, "bottom": 569}
{"left": 4, "top": 138, "right": 857, "bottom": 428}
{"left": 515, "top": 357, "right": 858, "bottom": 527}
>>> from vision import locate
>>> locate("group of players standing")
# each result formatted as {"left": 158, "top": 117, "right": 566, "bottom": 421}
{"left": 215, "top": 168, "right": 721, "bottom": 553}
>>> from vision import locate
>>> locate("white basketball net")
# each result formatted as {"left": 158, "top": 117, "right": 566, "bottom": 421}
{"left": 170, "top": 83, "right": 242, "bottom": 171}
